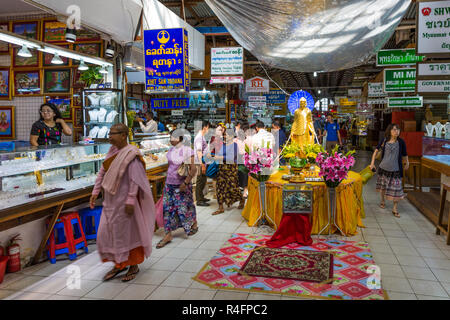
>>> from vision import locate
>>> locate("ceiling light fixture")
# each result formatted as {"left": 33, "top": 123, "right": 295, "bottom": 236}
{"left": 78, "top": 60, "right": 88, "bottom": 71}
{"left": 17, "top": 45, "right": 32, "bottom": 57}
{"left": 105, "top": 42, "right": 114, "bottom": 58}
{"left": 65, "top": 28, "right": 77, "bottom": 43}
{"left": 51, "top": 53, "right": 63, "bottom": 64}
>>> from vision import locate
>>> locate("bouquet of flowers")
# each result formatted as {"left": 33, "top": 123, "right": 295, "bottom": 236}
{"left": 302, "top": 143, "right": 325, "bottom": 164}
{"left": 244, "top": 144, "right": 275, "bottom": 182}
{"left": 315, "top": 145, "right": 355, "bottom": 188}
{"left": 281, "top": 142, "right": 302, "bottom": 159}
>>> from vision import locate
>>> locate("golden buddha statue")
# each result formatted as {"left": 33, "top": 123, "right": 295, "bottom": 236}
{"left": 290, "top": 97, "right": 315, "bottom": 146}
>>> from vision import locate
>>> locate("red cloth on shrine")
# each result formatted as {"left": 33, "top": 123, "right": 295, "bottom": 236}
{"left": 265, "top": 214, "right": 313, "bottom": 248}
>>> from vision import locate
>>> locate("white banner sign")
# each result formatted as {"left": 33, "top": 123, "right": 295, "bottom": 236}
{"left": 245, "top": 76, "right": 270, "bottom": 93}
{"left": 248, "top": 96, "right": 267, "bottom": 102}
{"left": 417, "top": 79, "right": 450, "bottom": 93}
{"left": 418, "top": 62, "right": 450, "bottom": 76}
{"left": 417, "top": 1, "right": 450, "bottom": 54}
{"left": 368, "top": 82, "right": 387, "bottom": 97}
{"left": 248, "top": 102, "right": 267, "bottom": 108}
{"left": 211, "top": 47, "right": 244, "bottom": 75}
{"left": 368, "top": 98, "right": 388, "bottom": 104}
{"left": 210, "top": 76, "right": 244, "bottom": 84}
{"left": 171, "top": 110, "right": 183, "bottom": 116}
{"left": 348, "top": 88, "right": 362, "bottom": 97}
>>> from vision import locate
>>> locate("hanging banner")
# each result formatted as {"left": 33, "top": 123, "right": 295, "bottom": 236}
{"left": 418, "top": 61, "right": 450, "bottom": 76}
{"left": 376, "top": 49, "right": 424, "bottom": 66}
{"left": 210, "top": 76, "right": 244, "bottom": 84}
{"left": 348, "top": 88, "right": 362, "bottom": 97}
{"left": 417, "top": 79, "right": 450, "bottom": 93}
{"left": 248, "top": 101, "right": 266, "bottom": 108}
{"left": 368, "top": 98, "right": 388, "bottom": 105}
{"left": 144, "top": 28, "right": 189, "bottom": 93}
{"left": 417, "top": 1, "right": 450, "bottom": 55}
{"left": 368, "top": 82, "right": 388, "bottom": 97}
{"left": 384, "top": 68, "right": 416, "bottom": 92}
{"left": 171, "top": 110, "right": 184, "bottom": 116}
{"left": 151, "top": 98, "right": 190, "bottom": 109}
{"left": 245, "top": 76, "right": 270, "bottom": 93}
{"left": 211, "top": 47, "right": 243, "bottom": 75}
{"left": 388, "top": 96, "right": 423, "bottom": 108}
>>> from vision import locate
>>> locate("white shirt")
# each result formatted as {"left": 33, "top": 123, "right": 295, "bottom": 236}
{"left": 139, "top": 119, "right": 157, "bottom": 133}
{"left": 251, "top": 129, "right": 275, "bottom": 152}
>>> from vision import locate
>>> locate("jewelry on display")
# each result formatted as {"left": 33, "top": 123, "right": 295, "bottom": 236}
{"left": 97, "top": 108, "right": 107, "bottom": 122}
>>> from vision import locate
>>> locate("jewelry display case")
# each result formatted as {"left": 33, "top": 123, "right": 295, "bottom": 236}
{"left": 131, "top": 133, "right": 170, "bottom": 172}
{"left": 82, "top": 89, "right": 124, "bottom": 140}
{"left": 0, "top": 143, "right": 111, "bottom": 211}
{"left": 422, "top": 136, "right": 450, "bottom": 169}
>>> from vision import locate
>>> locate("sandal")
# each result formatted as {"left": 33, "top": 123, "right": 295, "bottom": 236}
{"left": 392, "top": 211, "right": 400, "bottom": 218}
{"left": 156, "top": 238, "right": 172, "bottom": 249}
{"left": 379, "top": 202, "right": 385, "bottom": 209}
{"left": 212, "top": 209, "right": 224, "bottom": 215}
{"left": 121, "top": 266, "right": 139, "bottom": 282}
{"left": 103, "top": 267, "right": 127, "bottom": 281}
{"left": 237, "top": 201, "right": 245, "bottom": 210}
{"left": 188, "top": 226, "right": 198, "bottom": 236}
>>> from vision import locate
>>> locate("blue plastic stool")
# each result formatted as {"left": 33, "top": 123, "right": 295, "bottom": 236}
{"left": 79, "top": 206, "right": 103, "bottom": 241}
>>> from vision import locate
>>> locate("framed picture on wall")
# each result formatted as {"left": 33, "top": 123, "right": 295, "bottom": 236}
{"left": 42, "top": 20, "right": 67, "bottom": 43}
{"left": 72, "top": 43, "right": 101, "bottom": 65}
{"left": 45, "top": 96, "right": 72, "bottom": 121}
{"left": 72, "top": 87, "right": 82, "bottom": 106}
{"left": 281, "top": 184, "right": 313, "bottom": 214}
{"left": 0, "top": 23, "right": 10, "bottom": 54}
{"left": 12, "top": 20, "right": 39, "bottom": 40}
{"left": 72, "top": 68, "right": 86, "bottom": 88}
{"left": 12, "top": 47, "right": 40, "bottom": 68}
{"left": 43, "top": 68, "right": 71, "bottom": 94}
{"left": 0, "top": 68, "right": 11, "bottom": 100}
{"left": 72, "top": 106, "right": 83, "bottom": 128}
{"left": 0, "top": 106, "right": 15, "bottom": 140}
{"left": 76, "top": 28, "right": 101, "bottom": 42}
{"left": 14, "top": 70, "right": 41, "bottom": 96}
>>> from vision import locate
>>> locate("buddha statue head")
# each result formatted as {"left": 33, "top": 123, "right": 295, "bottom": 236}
{"left": 299, "top": 97, "right": 307, "bottom": 109}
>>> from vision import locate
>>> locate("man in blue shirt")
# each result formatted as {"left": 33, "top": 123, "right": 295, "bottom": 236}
{"left": 323, "top": 114, "right": 342, "bottom": 153}
{"left": 155, "top": 117, "right": 166, "bottom": 132}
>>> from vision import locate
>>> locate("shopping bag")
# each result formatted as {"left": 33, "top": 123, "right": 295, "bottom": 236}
{"left": 359, "top": 165, "right": 374, "bottom": 185}
{"left": 155, "top": 194, "right": 164, "bottom": 228}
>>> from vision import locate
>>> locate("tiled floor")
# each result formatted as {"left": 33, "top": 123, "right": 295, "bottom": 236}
{"left": 1, "top": 151, "right": 449, "bottom": 300}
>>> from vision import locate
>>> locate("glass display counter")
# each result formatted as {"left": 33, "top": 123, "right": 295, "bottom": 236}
{"left": 422, "top": 136, "right": 450, "bottom": 167}
{"left": 131, "top": 133, "right": 170, "bottom": 172}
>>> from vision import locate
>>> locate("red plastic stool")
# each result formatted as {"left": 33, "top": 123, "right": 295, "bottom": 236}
{"left": 46, "top": 212, "right": 88, "bottom": 264}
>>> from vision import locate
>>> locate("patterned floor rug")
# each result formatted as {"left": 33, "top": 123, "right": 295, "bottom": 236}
{"left": 240, "top": 247, "right": 333, "bottom": 283}
{"left": 193, "top": 233, "right": 388, "bottom": 300}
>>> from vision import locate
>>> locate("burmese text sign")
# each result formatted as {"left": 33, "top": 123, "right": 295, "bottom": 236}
{"left": 417, "top": 1, "right": 450, "bottom": 55}
{"left": 211, "top": 47, "right": 243, "bottom": 75}
{"left": 144, "top": 28, "right": 189, "bottom": 92}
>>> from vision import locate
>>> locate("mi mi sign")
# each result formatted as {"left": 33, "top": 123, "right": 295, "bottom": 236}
{"left": 384, "top": 68, "right": 416, "bottom": 93}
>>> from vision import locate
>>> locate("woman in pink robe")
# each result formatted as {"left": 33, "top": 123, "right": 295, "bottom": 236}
{"left": 90, "top": 124, "right": 155, "bottom": 282}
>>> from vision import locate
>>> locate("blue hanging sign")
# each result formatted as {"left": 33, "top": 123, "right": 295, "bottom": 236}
{"left": 144, "top": 28, "right": 189, "bottom": 93}
{"left": 151, "top": 98, "right": 190, "bottom": 109}
{"left": 263, "top": 89, "right": 286, "bottom": 104}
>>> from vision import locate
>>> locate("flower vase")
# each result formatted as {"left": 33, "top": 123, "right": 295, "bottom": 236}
{"left": 318, "top": 182, "right": 344, "bottom": 236}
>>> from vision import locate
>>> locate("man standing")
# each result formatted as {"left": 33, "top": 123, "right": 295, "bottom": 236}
{"left": 89, "top": 124, "right": 155, "bottom": 282}
{"left": 194, "top": 120, "right": 210, "bottom": 206}
{"left": 253, "top": 121, "right": 276, "bottom": 151}
{"left": 323, "top": 114, "right": 342, "bottom": 153}
{"left": 272, "top": 120, "right": 287, "bottom": 164}
{"left": 137, "top": 111, "right": 157, "bottom": 133}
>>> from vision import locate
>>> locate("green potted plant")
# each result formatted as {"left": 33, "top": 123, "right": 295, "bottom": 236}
{"left": 80, "top": 66, "right": 103, "bottom": 87}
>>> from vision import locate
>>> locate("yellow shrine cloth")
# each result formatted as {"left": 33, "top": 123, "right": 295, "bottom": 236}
{"left": 241, "top": 168, "right": 365, "bottom": 236}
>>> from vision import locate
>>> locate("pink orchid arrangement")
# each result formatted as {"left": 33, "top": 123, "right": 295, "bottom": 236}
{"left": 244, "top": 145, "right": 275, "bottom": 182}
{"left": 315, "top": 146, "right": 355, "bottom": 188}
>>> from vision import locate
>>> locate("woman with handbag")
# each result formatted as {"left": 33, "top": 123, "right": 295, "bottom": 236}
{"left": 212, "top": 129, "right": 245, "bottom": 215}
{"left": 370, "top": 123, "right": 409, "bottom": 218}
{"left": 157, "top": 130, "right": 197, "bottom": 249}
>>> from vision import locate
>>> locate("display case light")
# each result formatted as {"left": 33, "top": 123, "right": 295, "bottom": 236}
{"left": 78, "top": 60, "right": 88, "bottom": 71}
{"left": 99, "top": 66, "right": 108, "bottom": 74}
{"left": 17, "top": 45, "right": 32, "bottom": 57}
{"left": 51, "top": 53, "right": 63, "bottom": 65}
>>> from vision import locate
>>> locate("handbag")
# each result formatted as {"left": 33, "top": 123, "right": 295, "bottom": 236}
{"left": 375, "top": 139, "right": 385, "bottom": 161}
{"left": 177, "top": 163, "right": 190, "bottom": 177}
{"left": 206, "top": 161, "right": 219, "bottom": 178}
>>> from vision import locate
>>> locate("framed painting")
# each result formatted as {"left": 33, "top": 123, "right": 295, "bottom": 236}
{"left": 76, "top": 27, "right": 101, "bottom": 42}
{"left": 43, "top": 45, "right": 70, "bottom": 66}
{"left": 72, "top": 68, "right": 87, "bottom": 88}
{"left": 0, "top": 106, "right": 15, "bottom": 140}
{"left": 43, "top": 68, "right": 71, "bottom": 94}
{"left": 14, "top": 70, "right": 41, "bottom": 96}
{"left": 282, "top": 184, "right": 313, "bottom": 214}
{"left": 72, "top": 43, "right": 101, "bottom": 65}
{"left": 12, "top": 47, "right": 40, "bottom": 68}
{"left": 0, "top": 68, "right": 11, "bottom": 100}
{"left": 45, "top": 96, "right": 72, "bottom": 121}
{"left": 72, "top": 87, "right": 83, "bottom": 106}
{"left": 12, "top": 20, "right": 39, "bottom": 40}
{"left": 43, "top": 20, "right": 66, "bottom": 43}
{"left": 72, "top": 106, "right": 83, "bottom": 127}
{"left": 73, "top": 127, "right": 83, "bottom": 143}
{"left": 0, "top": 23, "right": 10, "bottom": 54}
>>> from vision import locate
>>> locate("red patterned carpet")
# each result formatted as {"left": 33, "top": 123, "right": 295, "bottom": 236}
{"left": 193, "top": 233, "right": 388, "bottom": 300}
{"left": 240, "top": 247, "right": 333, "bottom": 282}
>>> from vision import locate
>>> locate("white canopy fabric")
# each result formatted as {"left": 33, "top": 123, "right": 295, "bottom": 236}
{"left": 205, "top": 0, "right": 411, "bottom": 72}
{"left": 28, "top": 0, "right": 142, "bottom": 44}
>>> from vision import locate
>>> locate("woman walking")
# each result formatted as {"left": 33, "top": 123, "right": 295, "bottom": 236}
{"left": 370, "top": 123, "right": 409, "bottom": 218}
{"left": 157, "top": 130, "right": 197, "bottom": 248}
{"left": 213, "top": 130, "right": 245, "bottom": 215}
